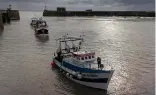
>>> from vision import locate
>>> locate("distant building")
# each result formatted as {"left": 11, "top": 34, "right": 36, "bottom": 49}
{"left": 9, "top": 5, "right": 12, "bottom": 10}
{"left": 0, "top": 13, "right": 4, "bottom": 30}
{"left": 44, "top": 6, "right": 47, "bottom": 11}
{"left": 86, "top": 9, "right": 92, "bottom": 12}
{"left": 57, "top": 7, "right": 66, "bottom": 12}
{"left": 43, "top": 7, "right": 155, "bottom": 17}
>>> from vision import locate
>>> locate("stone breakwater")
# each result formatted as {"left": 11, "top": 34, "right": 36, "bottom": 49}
{"left": 0, "top": 10, "right": 20, "bottom": 21}
{"left": 0, "top": 10, "right": 20, "bottom": 30}
{"left": 43, "top": 9, "right": 155, "bottom": 17}
{"left": 0, "top": 13, "right": 4, "bottom": 31}
{"left": 9, "top": 10, "right": 20, "bottom": 20}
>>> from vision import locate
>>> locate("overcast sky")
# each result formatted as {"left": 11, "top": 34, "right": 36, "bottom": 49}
{"left": 0, "top": 0, "right": 155, "bottom": 11}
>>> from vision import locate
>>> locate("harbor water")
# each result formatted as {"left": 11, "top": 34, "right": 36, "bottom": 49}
{"left": 0, "top": 11, "right": 155, "bottom": 95}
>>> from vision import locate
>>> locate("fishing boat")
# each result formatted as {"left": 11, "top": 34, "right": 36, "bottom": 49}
{"left": 34, "top": 26, "right": 48, "bottom": 35}
{"left": 34, "top": 18, "right": 48, "bottom": 35}
{"left": 51, "top": 35, "right": 114, "bottom": 90}
{"left": 30, "top": 17, "right": 38, "bottom": 27}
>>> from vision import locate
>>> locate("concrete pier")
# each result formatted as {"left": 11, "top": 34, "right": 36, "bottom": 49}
{"left": 0, "top": 10, "right": 20, "bottom": 21}
{"left": 9, "top": 10, "right": 20, "bottom": 20}
{"left": 0, "top": 13, "right": 4, "bottom": 31}
{"left": 43, "top": 7, "right": 155, "bottom": 17}
{"left": 2, "top": 12, "right": 10, "bottom": 23}
{"left": 0, "top": 5, "right": 20, "bottom": 30}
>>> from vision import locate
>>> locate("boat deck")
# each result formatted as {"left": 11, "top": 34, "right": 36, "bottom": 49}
{"left": 63, "top": 57, "right": 113, "bottom": 71}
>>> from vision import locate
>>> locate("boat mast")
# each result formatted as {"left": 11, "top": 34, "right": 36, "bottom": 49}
{"left": 56, "top": 35, "right": 84, "bottom": 54}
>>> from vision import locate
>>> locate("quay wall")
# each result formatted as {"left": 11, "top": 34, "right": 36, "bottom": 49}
{"left": 43, "top": 10, "right": 155, "bottom": 17}
{"left": 0, "top": 13, "right": 4, "bottom": 30}
{"left": 9, "top": 10, "right": 20, "bottom": 20}
{"left": 0, "top": 10, "right": 20, "bottom": 20}
{"left": 0, "top": 9, "right": 20, "bottom": 30}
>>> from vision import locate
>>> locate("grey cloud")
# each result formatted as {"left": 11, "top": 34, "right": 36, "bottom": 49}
{"left": 65, "top": 0, "right": 154, "bottom": 5}
{"left": 118, "top": 0, "right": 154, "bottom": 5}
{"left": 0, "top": 0, "right": 154, "bottom": 11}
{"left": 2, "top": 0, "right": 153, "bottom": 5}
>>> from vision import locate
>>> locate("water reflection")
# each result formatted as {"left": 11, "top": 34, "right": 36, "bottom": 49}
{"left": 35, "top": 35, "right": 49, "bottom": 43}
{"left": 52, "top": 69, "right": 108, "bottom": 95}
{"left": 56, "top": 17, "right": 67, "bottom": 21}
{"left": 30, "top": 25, "right": 35, "bottom": 30}
{"left": 0, "top": 11, "right": 154, "bottom": 95}
{"left": 0, "top": 29, "right": 4, "bottom": 36}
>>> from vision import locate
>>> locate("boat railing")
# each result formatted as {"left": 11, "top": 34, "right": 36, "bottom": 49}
{"left": 64, "top": 57, "right": 86, "bottom": 68}
{"left": 65, "top": 57, "right": 113, "bottom": 70}
{"left": 68, "top": 58, "right": 99, "bottom": 69}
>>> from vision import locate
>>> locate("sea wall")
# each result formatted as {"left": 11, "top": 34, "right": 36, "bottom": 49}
{"left": 0, "top": 13, "right": 4, "bottom": 31}
{"left": 9, "top": 10, "right": 20, "bottom": 20}
{"left": 0, "top": 10, "right": 20, "bottom": 20}
{"left": 0, "top": 9, "right": 20, "bottom": 31}
{"left": 43, "top": 10, "right": 155, "bottom": 17}
{"left": 2, "top": 12, "right": 10, "bottom": 23}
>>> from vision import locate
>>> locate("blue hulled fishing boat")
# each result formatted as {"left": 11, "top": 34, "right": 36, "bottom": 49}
{"left": 51, "top": 35, "right": 114, "bottom": 90}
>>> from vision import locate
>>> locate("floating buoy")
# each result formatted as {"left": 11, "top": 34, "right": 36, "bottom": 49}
{"left": 72, "top": 71, "right": 76, "bottom": 75}
{"left": 66, "top": 73, "right": 69, "bottom": 76}
{"left": 77, "top": 74, "right": 82, "bottom": 79}
{"left": 50, "top": 61, "right": 56, "bottom": 68}
{"left": 63, "top": 71, "right": 66, "bottom": 74}
{"left": 70, "top": 74, "right": 73, "bottom": 78}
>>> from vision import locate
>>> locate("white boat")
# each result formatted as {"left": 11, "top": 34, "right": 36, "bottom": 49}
{"left": 34, "top": 18, "right": 48, "bottom": 35}
{"left": 34, "top": 26, "right": 48, "bottom": 35}
{"left": 52, "top": 35, "right": 114, "bottom": 90}
{"left": 30, "top": 17, "right": 38, "bottom": 26}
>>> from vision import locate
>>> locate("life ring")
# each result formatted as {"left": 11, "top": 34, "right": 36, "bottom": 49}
{"left": 72, "top": 71, "right": 76, "bottom": 75}
{"left": 69, "top": 74, "right": 73, "bottom": 78}
{"left": 66, "top": 73, "right": 69, "bottom": 76}
{"left": 62, "top": 71, "right": 65, "bottom": 74}
{"left": 50, "top": 61, "right": 56, "bottom": 68}
{"left": 77, "top": 74, "right": 82, "bottom": 79}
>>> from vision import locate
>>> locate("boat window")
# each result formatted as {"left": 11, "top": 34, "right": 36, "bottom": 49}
{"left": 89, "top": 56, "right": 91, "bottom": 59}
{"left": 81, "top": 57, "right": 84, "bottom": 60}
{"left": 85, "top": 56, "right": 88, "bottom": 59}
{"left": 92, "top": 55, "right": 94, "bottom": 58}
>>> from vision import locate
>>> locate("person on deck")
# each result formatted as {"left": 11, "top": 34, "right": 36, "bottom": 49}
{"left": 97, "top": 57, "right": 101, "bottom": 69}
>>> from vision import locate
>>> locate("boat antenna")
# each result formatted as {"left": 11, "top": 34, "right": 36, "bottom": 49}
{"left": 56, "top": 41, "right": 62, "bottom": 53}
{"left": 72, "top": 41, "right": 77, "bottom": 51}
{"left": 78, "top": 37, "right": 84, "bottom": 49}
{"left": 65, "top": 41, "right": 70, "bottom": 53}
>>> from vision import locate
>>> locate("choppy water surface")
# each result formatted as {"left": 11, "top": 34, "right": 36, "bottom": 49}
{"left": 0, "top": 11, "right": 155, "bottom": 95}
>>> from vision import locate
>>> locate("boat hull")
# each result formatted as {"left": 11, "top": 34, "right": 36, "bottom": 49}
{"left": 68, "top": 76, "right": 109, "bottom": 90}
{"left": 53, "top": 59, "right": 114, "bottom": 90}
{"left": 35, "top": 28, "right": 49, "bottom": 35}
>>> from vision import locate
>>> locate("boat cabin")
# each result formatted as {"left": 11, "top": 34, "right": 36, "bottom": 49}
{"left": 72, "top": 51, "right": 96, "bottom": 62}
{"left": 31, "top": 18, "right": 38, "bottom": 25}
{"left": 36, "top": 20, "right": 47, "bottom": 27}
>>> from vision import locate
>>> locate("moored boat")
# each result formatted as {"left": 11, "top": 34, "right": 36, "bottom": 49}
{"left": 30, "top": 17, "right": 38, "bottom": 27}
{"left": 51, "top": 35, "right": 114, "bottom": 90}
{"left": 34, "top": 18, "right": 49, "bottom": 35}
{"left": 34, "top": 27, "right": 48, "bottom": 35}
